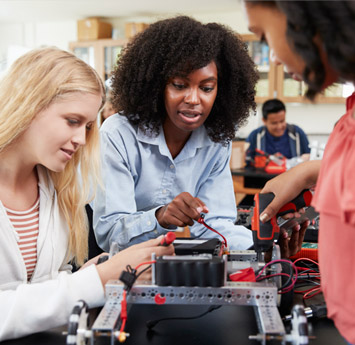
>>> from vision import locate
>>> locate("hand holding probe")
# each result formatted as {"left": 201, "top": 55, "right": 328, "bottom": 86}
{"left": 159, "top": 232, "right": 176, "bottom": 246}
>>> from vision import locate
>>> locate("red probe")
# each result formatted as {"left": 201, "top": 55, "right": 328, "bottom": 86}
{"left": 197, "top": 214, "right": 227, "bottom": 247}
{"left": 159, "top": 231, "right": 176, "bottom": 246}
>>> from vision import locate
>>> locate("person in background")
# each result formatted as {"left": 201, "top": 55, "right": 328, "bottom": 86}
{"left": 242, "top": 1, "right": 355, "bottom": 344}
{"left": 0, "top": 47, "right": 173, "bottom": 341}
{"left": 93, "top": 15, "right": 305, "bottom": 258}
{"left": 245, "top": 98, "right": 310, "bottom": 165}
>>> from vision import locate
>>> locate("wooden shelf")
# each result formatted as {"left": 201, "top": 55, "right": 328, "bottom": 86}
{"left": 241, "top": 34, "right": 348, "bottom": 104}
{"left": 69, "top": 38, "right": 128, "bottom": 82}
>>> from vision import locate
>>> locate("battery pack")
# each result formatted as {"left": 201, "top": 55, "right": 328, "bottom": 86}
{"left": 173, "top": 238, "right": 223, "bottom": 256}
{"left": 155, "top": 254, "right": 225, "bottom": 287}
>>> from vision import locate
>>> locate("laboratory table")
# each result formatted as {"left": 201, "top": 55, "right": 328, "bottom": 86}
{"left": 2, "top": 301, "right": 346, "bottom": 345}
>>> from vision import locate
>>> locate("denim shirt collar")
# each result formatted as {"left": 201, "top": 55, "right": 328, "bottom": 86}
{"left": 137, "top": 124, "right": 214, "bottom": 161}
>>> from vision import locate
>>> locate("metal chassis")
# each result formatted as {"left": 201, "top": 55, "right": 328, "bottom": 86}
{"left": 89, "top": 250, "right": 288, "bottom": 345}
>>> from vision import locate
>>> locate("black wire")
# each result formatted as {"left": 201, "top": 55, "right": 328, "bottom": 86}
{"left": 257, "top": 273, "right": 290, "bottom": 282}
{"left": 280, "top": 261, "right": 293, "bottom": 290}
{"left": 256, "top": 260, "right": 294, "bottom": 291}
{"left": 121, "top": 264, "right": 151, "bottom": 293}
{"left": 296, "top": 274, "right": 320, "bottom": 281}
{"left": 297, "top": 268, "right": 319, "bottom": 275}
{"left": 146, "top": 305, "right": 222, "bottom": 330}
{"left": 295, "top": 280, "right": 320, "bottom": 288}
{"left": 135, "top": 264, "right": 152, "bottom": 280}
{"left": 294, "top": 260, "right": 319, "bottom": 272}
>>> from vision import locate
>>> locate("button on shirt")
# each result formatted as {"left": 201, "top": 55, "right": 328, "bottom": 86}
{"left": 93, "top": 115, "right": 252, "bottom": 251}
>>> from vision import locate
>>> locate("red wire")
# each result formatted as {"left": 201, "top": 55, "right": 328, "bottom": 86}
{"left": 297, "top": 266, "right": 318, "bottom": 273}
{"left": 294, "top": 286, "right": 320, "bottom": 294}
{"left": 134, "top": 260, "right": 156, "bottom": 271}
{"left": 118, "top": 261, "right": 157, "bottom": 341}
{"left": 255, "top": 259, "right": 298, "bottom": 280}
{"left": 119, "top": 319, "right": 126, "bottom": 334}
{"left": 294, "top": 257, "right": 319, "bottom": 267}
{"left": 255, "top": 258, "right": 298, "bottom": 294}
{"left": 292, "top": 257, "right": 322, "bottom": 300}
{"left": 197, "top": 217, "right": 227, "bottom": 247}
{"left": 120, "top": 290, "right": 127, "bottom": 333}
{"left": 256, "top": 272, "right": 291, "bottom": 281}
{"left": 303, "top": 287, "right": 322, "bottom": 300}
{"left": 299, "top": 273, "right": 320, "bottom": 279}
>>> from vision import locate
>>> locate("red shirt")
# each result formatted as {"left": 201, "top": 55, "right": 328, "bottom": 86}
{"left": 312, "top": 92, "right": 355, "bottom": 343}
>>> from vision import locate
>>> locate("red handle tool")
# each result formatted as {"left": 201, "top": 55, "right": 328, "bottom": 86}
{"left": 251, "top": 190, "right": 312, "bottom": 253}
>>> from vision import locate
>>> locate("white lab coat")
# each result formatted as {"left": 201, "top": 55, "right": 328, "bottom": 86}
{"left": 0, "top": 166, "right": 105, "bottom": 341}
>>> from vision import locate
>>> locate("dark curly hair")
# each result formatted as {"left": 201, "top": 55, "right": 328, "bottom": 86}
{"left": 111, "top": 16, "right": 258, "bottom": 144}
{"left": 246, "top": 1, "right": 355, "bottom": 100}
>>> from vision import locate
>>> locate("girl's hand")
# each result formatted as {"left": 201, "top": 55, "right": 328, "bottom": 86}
{"left": 155, "top": 192, "right": 209, "bottom": 228}
{"left": 96, "top": 236, "right": 174, "bottom": 286}
{"left": 80, "top": 253, "right": 109, "bottom": 270}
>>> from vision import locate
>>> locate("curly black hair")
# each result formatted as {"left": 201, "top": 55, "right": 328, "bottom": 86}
{"left": 111, "top": 16, "right": 258, "bottom": 145}
{"left": 246, "top": 1, "right": 355, "bottom": 100}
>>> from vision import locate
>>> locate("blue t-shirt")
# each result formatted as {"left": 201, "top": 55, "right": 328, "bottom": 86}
{"left": 265, "top": 129, "right": 292, "bottom": 158}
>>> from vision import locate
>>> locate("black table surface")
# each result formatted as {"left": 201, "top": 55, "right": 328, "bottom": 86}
{"left": 3, "top": 302, "right": 346, "bottom": 345}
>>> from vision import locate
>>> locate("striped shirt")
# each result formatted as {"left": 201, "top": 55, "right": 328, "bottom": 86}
{"left": 5, "top": 198, "right": 40, "bottom": 281}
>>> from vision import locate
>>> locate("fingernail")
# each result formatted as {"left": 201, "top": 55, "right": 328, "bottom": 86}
{"left": 204, "top": 206, "right": 209, "bottom": 213}
{"left": 294, "top": 224, "right": 300, "bottom": 231}
{"left": 260, "top": 213, "right": 269, "bottom": 223}
{"left": 282, "top": 231, "right": 288, "bottom": 239}
{"left": 197, "top": 207, "right": 203, "bottom": 213}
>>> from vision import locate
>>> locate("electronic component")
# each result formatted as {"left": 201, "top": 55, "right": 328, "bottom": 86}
{"left": 235, "top": 207, "right": 253, "bottom": 227}
{"left": 67, "top": 215, "right": 315, "bottom": 345}
{"left": 173, "top": 238, "right": 223, "bottom": 256}
{"left": 284, "top": 303, "right": 327, "bottom": 321}
{"left": 67, "top": 246, "right": 313, "bottom": 345}
{"left": 155, "top": 254, "right": 225, "bottom": 287}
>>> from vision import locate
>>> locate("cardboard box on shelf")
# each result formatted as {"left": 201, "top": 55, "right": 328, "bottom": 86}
{"left": 125, "top": 22, "right": 149, "bottom": 39}
{"left": 77, "top": 18, "right": 112, "bottom": 41}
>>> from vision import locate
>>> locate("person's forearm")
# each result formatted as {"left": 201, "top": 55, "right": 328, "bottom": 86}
{"left": 94, "top": 206, "right": 164, "bottom": 251}
{"left": 293, "top": 160, "right": 321, "bottom": 188}
{"left": 259, "top": 160, "right": 322, "bottom": 221}
{"left": 305, "top": 160, "right": 321, "bottom": 185}
{"left": 261, "top": 160, "right": 321, "bottom": 194}
{"left": 0, "top": 267, "right": 104, "bottom": 341}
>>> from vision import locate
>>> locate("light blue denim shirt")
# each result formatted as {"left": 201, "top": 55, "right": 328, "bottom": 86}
{"left": 93, "top": 114, "right": 252, "bottom": 251}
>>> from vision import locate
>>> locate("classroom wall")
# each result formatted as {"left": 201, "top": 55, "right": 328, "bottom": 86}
{"left": 0, "top": 10, "right": 346, "bottom": 146}
{"left": 0, "top": 21, "right": 76, "bottom": 68}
